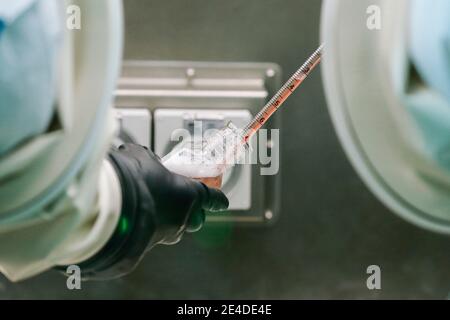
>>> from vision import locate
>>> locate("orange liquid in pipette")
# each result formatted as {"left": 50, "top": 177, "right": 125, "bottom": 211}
{"left": 242, "top": 44, "right": 323, "bottom": 143}
{"left": 243, "top": 75, "right": 306, "bottom": 143}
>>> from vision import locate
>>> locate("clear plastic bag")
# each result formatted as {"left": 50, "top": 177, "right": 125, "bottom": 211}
{"left": 162, "top": 122, "right": 248, "bottom": 188}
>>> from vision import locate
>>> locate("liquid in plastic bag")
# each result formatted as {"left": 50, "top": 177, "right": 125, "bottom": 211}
{"left": 162, "top": 122, "right": 248, "bottom": 188}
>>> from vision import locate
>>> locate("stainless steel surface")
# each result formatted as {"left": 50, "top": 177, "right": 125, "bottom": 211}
{"left": 115, "top": 61, "right": 281, "bottom": 224}
{"left": 1, "top": 0, "right": 449, "bottom": 299}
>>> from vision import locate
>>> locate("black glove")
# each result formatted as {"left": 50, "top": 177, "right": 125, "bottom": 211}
{"left": 75, "top": 143, "right": 229, "bottom": 280}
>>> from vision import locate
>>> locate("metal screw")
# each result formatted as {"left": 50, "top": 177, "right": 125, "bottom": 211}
{"left": 186, "top": 67, "right": 196, "bottom": 78}
{"left": 266, "top": 68, "right": 276, "bottom": 78}
{"left": 265, "top": 210, "right": 273, "bottom": 220}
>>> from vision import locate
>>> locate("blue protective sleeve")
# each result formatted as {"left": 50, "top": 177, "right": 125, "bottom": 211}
{"left": 0, "top": 0, "right": 61, "bottom": 155}
{"left": 406, "top": 0, "right": 450, "bottom": 170}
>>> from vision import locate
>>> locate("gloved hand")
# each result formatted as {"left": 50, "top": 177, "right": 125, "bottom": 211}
{"left": 114, "top": 143, "right": 229, "bottom": 244}
{"left": 77, "top": 143, "right": 229, "bottom": 280}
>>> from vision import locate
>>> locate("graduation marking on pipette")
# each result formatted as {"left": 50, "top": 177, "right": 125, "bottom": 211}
{"left": 242, "top": 44, "right": 324, "bottom": 143}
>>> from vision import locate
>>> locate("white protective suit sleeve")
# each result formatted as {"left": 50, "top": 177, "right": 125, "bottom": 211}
{"left": 0, "top": 0, "right": 123, "bottom": 281}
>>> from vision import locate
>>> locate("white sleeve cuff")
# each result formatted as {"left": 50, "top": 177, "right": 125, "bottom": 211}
{"left": 56, "top": 159, "right": 122, "bottom": 266}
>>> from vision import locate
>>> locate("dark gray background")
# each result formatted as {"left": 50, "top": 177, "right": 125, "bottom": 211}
{"left": 1, "top": 0, "right": 449, "bottom": 299}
